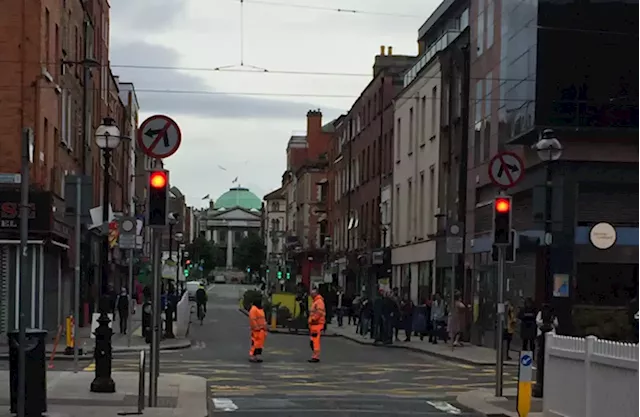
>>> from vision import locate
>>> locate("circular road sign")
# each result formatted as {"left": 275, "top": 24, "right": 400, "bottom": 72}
{"left": 137, "top": 114, "right": 182, "bottom": 159}
{"left": 488, "top": 151, "right": 524, "bottom": 189}
{"left": 121, "top": 218, "right": 135, "bottom": 233}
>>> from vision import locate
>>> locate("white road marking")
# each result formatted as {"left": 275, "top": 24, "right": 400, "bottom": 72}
{"left": 426, "top": 401, "right": 462, "bottom": 414}
{"left": 212, "top": 397, "right": 238, "bottom": 411}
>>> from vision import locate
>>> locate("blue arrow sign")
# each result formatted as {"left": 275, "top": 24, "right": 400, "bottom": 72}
{"left": 521, "top": 354, "right": 532, "bottom": 367}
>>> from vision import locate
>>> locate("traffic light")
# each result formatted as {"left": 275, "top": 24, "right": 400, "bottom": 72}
{"left": 183, "top": 268, "right": 190, "bottom": 278}
{"left": 277, "top": 270, "right": 282, "bottom": 279}
{"left": 491, "top": 230, "right": 517, "bottom": 263}
{"left": 492, "top": 196, "right": 512, "bottom": 245}
{"left": 286, "top": 271, "right": 291, "bottom": 280}
{"left": 147, "top": 170, "right": 169, "bottom": 226}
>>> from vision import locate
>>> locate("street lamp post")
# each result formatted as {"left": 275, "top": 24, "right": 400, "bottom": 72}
{"left": 532, "top": 128, "right": 562, "bottom": 398}
{"left": 178, "top": 241, "right": 186, "bottom": 293}
{"left": 175, "top": 233, "right": 184, "bottom": 286}
{"left": 91, "top": 117, "right": 122, "bottom": 393}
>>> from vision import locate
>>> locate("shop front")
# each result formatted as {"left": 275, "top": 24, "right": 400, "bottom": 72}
{"left": 0, "top": 189, "right": 71, "bottom": 340}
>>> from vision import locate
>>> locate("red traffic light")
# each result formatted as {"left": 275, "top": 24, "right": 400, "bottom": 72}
{"left": 150, "top": 171, "right": 167, "bottom": 188}
{"left": 185, "top": 260, "right": 191, "bottom": 265}
{"left": 495, "top": 198, "right": 511, "bottom": 213}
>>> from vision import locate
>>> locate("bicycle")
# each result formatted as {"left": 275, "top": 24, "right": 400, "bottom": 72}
{"left": 197, "top": 303, "right": 205, "bottom": 325}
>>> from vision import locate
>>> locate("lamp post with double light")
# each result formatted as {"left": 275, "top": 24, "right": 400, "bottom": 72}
{"left": 91, "top": 117, "right": 122, "bottom": 393}
{"left": 531, "top": 128, "right": 562, "bottom": 398}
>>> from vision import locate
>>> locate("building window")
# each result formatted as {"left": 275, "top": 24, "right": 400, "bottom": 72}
{"left": 419, "top": 171, "right": 425, "bottom": 238}
{"left": 431, "top": 86, "right": 437, "bottom": 137}
{"left": 486, "top": 1, "right": 494, "bottom": 49}
{"left": 484, "top": 72, "right": 493, "bottom": 160}
{"left": 45, "top": 9, "right": 51, "bottom": 74}
{"left": 394, "top": 185, "right": 400, "bottom": 244}
{"left": 396, "top": 117, "right": 401, "bottom": 161}
{"left": 407, "top": 178, "right": 413, "bottom": 241}
{"left": 420, "top": 96, "right": 427, "bottom": 145}
{"left": 429, "top": 166, "right": 435, "bottom": 234}
{"left": 408, "top": 107, "right": 414, "bottom": 154}
{"left": 477, "top": 11, "right": 485, "bottom": 56}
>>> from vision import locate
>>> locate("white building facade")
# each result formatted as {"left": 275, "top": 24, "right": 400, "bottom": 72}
{"left": 391, "top": 58, "right": 441, "bottom": 304}
{"left": 263, "top": 187, "right": 286, "bottom": 266}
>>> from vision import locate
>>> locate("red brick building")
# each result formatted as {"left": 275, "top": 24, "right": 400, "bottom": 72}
{"left": 330, "top": 47, "right": 414, "bottom": 296}
{"left": 282, "top": 110, "right": 336, "bottom": 289}
{"left": 0, "top": 0, "right": 132, "bottom": 336}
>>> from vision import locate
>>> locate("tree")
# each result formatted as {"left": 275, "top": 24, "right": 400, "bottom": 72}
{"left": 234, "top": 232, "right": 265, "bottom": 273}
{"left": 186, "top": 236, "right": 225, "bottom": 275}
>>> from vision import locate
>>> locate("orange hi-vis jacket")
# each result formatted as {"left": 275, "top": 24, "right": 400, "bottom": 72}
{"left": 249, "top": 306, "right": 267, "bottom": 332}
{"left": 308, "top": 295, "right": 326, "bottom": 327}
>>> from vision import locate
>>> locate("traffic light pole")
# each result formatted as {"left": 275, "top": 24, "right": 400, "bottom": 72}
{"left": 149, "top": 227, "right": 161, "bottom": 407}
{"left": 495, "top": 244, "right": 506, "bottom": 397}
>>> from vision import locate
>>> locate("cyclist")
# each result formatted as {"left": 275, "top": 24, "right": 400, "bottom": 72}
{"left": 195, "top": 284, "right": 207, "bottom": 320}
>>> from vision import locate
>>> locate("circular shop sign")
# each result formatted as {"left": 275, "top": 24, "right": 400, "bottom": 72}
{"left": 589, "top": 222, "right": 616, "bottom": 250}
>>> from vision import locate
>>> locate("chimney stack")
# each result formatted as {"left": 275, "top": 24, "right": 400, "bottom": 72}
{"left": 306, "top": 109, "right": 323, "bottom": 135}
{"left": 387, "top": 46, "right": 393, "bottom": 55}
{"left": 380, "top": 45, "right": 385, "bottom": 56}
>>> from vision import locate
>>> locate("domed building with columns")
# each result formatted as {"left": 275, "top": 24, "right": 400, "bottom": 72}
{"left": 198, "top": 187, "right": 262, "bottom": 269}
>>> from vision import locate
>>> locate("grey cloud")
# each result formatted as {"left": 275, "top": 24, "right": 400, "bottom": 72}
{"left": 110, "top": 0, "right": 186, "bottom": 34}
{"left": 110, "top": 41, "right": 345, "bottom": 119}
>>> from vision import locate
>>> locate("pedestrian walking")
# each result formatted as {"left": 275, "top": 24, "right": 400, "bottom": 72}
{"left": 449, "top": 293, "right": 468, "bottom": 347}
{"left": 116, "top": 288, "right": 130, "bottom": 335}
{"left": 430, "top": 293, "right": 446, "bottom": 344}
{"left": 504, "top": 300, "right": 517, "bottom": 360}
{"left": 399, "top": 294, "right": 414, "bottom": 342}
{"left": 518, "top": 297, "right": 537, "bottom": 357}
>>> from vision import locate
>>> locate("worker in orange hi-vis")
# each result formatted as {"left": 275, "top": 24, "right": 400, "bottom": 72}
{"left": 248, "top": 297, "right": 267, "bottom": 363}
{"left": 307, "top": 288, "right": 326, "bottom": 363}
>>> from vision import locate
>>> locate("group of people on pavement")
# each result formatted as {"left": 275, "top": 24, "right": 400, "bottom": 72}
{"left": 503, "top": 297, "right": 559, "bottom": 360}
{"left": 328, "top": 287, "right": 468, "bottom": 347}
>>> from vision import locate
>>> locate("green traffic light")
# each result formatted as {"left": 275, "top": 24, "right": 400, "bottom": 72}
{"left": 286, "top": 272, "right": 291, "bottom": 280}
{"left": 277, "top": 271, "right": 282, "bottom": 279}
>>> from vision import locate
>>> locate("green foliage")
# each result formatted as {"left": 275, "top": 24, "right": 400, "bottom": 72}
{"left": 234, "top": 232, "right": 265, "bottom": 273}
{"left": 185, "top": 236, "right": 225, "bottom": 275}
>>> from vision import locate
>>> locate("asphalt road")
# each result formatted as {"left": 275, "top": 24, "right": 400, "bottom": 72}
{"left": 48, "top": 284, "right": 518, "bottom": 415}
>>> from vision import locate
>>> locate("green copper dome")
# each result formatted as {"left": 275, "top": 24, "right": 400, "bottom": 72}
{"left": 214, "top": 187, "right": 262, "bottom": 211}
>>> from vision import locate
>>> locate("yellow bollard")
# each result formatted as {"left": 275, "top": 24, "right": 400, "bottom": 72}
{"left": 270, "top": 307, "right": 277, "bottom": 330}
{"left": 63, "top": 315, "right": 74, "bottom": 355}
{"left": 516, "top": 350, "right": 534, "bottom": 417}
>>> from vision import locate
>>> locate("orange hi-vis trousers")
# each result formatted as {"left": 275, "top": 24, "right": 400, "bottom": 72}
{"left": 249, "top": 330, "right": 265, "bottom": 357}
{"left": 309, "top": 324, "right": 323, "bottom": 359}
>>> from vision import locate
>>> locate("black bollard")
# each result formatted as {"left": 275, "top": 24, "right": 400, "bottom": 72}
{"left": 90, "top": 296, "right": 116, "bottom": 393}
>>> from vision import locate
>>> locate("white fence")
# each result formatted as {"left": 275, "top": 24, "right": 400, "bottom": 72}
{"left": 544, "top": 333, "right": 639, "bottom": 417}
{"left": 174, "top": 291, "right": 191, "bottom": 338}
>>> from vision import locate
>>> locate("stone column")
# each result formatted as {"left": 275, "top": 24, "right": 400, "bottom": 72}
{"left": 226, "top": 228, "right": 233, "bottom": 269}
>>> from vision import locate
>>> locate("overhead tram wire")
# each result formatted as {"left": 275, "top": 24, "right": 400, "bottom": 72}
{"left": 0, "top": 84, "right": 633, "bottom": 110}
{"left": 226, "top": 0, "right": 422, "bottom": 18}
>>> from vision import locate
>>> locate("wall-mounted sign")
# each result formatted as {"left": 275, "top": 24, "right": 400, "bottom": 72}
{"left": 589, "top": 222, "right": 616, "bottom": 250}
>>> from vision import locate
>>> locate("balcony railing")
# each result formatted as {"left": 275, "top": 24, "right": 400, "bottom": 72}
{"left": 403, "top": 30, "right": 463, "bottom": 88}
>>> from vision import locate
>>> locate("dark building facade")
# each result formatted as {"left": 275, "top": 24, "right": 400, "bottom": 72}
{"left": 331, "top": 47, "right": 413, "bottom": 296}
{"left": 466, "top": 0, "right": 638, "bottom": 346}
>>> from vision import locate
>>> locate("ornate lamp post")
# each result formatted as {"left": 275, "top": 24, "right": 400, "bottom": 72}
{"left": 91, "top": 117, "right": 122, "bottom": 393}
{"left": 531, "top": 128, "right": 562, "bottom": 398}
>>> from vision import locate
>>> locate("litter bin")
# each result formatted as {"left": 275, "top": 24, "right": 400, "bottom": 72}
{"left": 8, "top": 329, "right": 48, "bottom": 416}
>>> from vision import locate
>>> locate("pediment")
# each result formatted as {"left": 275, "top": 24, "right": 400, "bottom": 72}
{"left": 211, "top": 208, "right": 261, "bottom": 221}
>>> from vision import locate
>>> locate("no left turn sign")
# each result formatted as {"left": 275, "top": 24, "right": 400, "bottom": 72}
{"left": 137, "top": 114, "right": 182, "bottom": 159}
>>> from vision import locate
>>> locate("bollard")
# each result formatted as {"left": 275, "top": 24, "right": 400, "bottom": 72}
{"left": 64, "top": 315, "right": 74, "bottom": 355}
{"left": 138, "top": 350, "right": 145, "bottom": 413}
{"left": 271, "top": 306, "right": 277, "bottom": 330}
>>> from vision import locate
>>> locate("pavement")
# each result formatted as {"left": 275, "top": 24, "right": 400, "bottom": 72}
{"left": 34, "top": 284, "right": 531, "bottom": 416}
{"left": 0, "top": 307, "right": 192, "bottom": 361}
{"left": 0, "top": 370, "right": 207, "bottom": 417}
{"left": 456, "top": 388, "right": 543, "bottom": 417}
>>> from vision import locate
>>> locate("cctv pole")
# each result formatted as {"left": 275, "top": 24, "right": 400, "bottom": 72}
{"left": 495, "top": 244, "right": 506, "bottom": 397}
{"left": 17, "top": 128, "right": 32, "bottom": 417}
{"left": 73, "top": 175, "right": 82, "bottom": 372}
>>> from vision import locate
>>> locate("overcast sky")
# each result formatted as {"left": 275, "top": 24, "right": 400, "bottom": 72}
{"left": 109, "top": 0, "right": 440, "bottom": 207}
